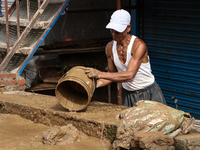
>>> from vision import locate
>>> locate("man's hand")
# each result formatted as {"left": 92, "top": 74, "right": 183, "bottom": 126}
{"left": 85, "top": 68, "right": 100, "bottom": 79}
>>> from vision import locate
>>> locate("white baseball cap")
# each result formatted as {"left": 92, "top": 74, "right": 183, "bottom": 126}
{"left": 106, "top": 9, "right": 131, "bottom": 33}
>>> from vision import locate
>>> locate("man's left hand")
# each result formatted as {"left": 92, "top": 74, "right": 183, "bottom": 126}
{"left": 85, "top": 68, "right": 100, "bottom": 79}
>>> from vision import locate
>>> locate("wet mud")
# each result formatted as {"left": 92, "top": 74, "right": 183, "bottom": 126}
{"left": 0, "top": 113, "right": 111, "bottom": 150}
{"left": 0, "top": 91, "right": 126, "bottom": 149}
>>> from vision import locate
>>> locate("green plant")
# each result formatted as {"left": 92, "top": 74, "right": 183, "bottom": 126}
{"left": 106, "top": 125, "right": 117, "bottom": 143}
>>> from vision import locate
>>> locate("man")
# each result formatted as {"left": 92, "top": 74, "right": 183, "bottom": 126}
{"left": 85, "top": 9, "right": 166, "bottom": 107}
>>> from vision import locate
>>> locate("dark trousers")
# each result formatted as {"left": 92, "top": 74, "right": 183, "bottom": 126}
{"left": 122, "top": 81, "right": 166, "bottom": 107}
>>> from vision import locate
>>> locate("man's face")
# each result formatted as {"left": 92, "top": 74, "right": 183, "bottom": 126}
{"left": 110, "top": 29, "right": 127, "bottom": 42}
{"left": 110, "top": 25, "right": 130, "bottom": 42}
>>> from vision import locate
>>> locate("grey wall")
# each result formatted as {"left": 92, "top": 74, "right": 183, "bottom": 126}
{"left": 44, "top": 0, "right": 116, "bottom": 45}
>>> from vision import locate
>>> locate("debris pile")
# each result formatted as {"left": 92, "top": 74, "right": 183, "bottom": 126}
{"left": 39, "top": 124, "right": 88, "bottom": 145}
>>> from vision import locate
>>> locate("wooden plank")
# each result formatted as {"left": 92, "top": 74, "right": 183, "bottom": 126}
{"left": 0, "top": 42, "right": 7, "bottom": 48}
{"left": 0, "top": 0, "right": 51, "bottom": 73}
{"left": 34, "top": 46, "right": 105, "bottom": 55}
{"left": 16, "top": 47, "right": 31, "bottom": 54}
{"left": 0, "top": 42, "right": 31, "bottom": 54}
{"left": 0, "top": 18, "right": 50, "bottom": 28}
{"left": 0, "top": 18, "right": 29, "bottom": 26}
{"left": 42, "top": 76, "right": 61, "bottom": 84}
{"left": 49, "top": 0, "right": 66, "bottom": 2}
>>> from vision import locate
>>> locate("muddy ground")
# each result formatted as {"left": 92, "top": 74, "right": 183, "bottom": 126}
{"left": 0, "top": 91, "right": 126, "bottom": 150}
{"left": 0, "top": 113, "right": 112, "bottom": 150}
{"left": 0, "top": 92, "right": 200, "bottom": 150}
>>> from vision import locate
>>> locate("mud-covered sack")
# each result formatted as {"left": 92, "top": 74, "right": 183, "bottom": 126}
{"left": 113, "top": 100, "right": 191, "bottom": 149}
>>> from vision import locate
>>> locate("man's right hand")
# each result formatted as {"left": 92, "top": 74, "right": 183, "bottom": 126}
{"left": 85, "top": 68, "right": 100, "bottom": 79}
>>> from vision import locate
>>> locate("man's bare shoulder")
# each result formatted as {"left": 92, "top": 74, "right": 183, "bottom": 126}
{"left": 105, "top": 40, "right": 114, "bottom": 51}
{"left": 132, "top": 37, "right": 148, "bottom": 62}
{"left": 134, "top": 38, "right": 147, "bottom": 49}
{"left": 133, "top": 38, "right": 148, "bottom": 53}
{"left": 105, "top": 40, "right": 114, "bottom": 56}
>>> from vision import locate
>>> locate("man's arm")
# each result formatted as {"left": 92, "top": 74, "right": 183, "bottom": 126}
{"left": 98, "top": 38, "right": 147, "bottom": 82}
{"left": 96, "top": 78, "right": 112, "bottom": 88}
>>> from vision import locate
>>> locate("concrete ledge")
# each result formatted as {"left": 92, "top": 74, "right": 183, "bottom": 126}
{"left": 0, "top": 91, "right": 126, "bottom": 142}
{"left": 0, "top": 91, "right": 200, "bottom": 149}
{"left": 174, "top": 130, "right": 200, "bottom": 150}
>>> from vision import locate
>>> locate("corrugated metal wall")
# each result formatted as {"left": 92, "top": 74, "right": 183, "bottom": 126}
{"left": 0, "top": 2, "right": 2, "bottom": 17}
{"left": 139, "top": 0, "right": 200, "bottom": 118}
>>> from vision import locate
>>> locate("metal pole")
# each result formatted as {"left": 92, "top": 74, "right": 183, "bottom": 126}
{"left": 116, "top": 0, "right": 123, "bottom": 105}
{"left": 27, "top": 0, "right": 30, "bottom": 21}
{"left": 16, "top": 0, "right": 20, "bottom": 38}
{"left": 38, "top": 0, "right": 40, "bottom": 9}
{"left": 117, "top": 83, "right": 122, "bottom": 105}
{"left": 142, "top": 0, "right": 144, "bottom": 40}
{"left": 5, "top": 0, "right": 9, "bottom": 53}
{"left": 116, "top": 0, "right": 121, "bottom": 10}
{"left": 108, "top": 84, "right": 111, "bottom": 103}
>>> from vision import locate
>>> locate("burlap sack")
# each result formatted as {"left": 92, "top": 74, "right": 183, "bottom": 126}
{"left": 113, "top": 100, "right": 191, "bottom": 149}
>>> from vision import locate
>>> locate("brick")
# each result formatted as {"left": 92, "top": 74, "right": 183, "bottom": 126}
{"left": 0, "top": 80, "right": 17, "bottom": 86}
{"left": 17, "top": 79, "right": 26, "bottom": 85}
{"left": 0, "top": 73, "right": 16, "bottom": 79}
{"left": 0, "top": 87, "right": 5, "bottom": 93}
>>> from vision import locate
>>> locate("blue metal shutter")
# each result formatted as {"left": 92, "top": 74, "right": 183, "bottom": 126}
{"left": 139, "top": 0, "right": 200, "bottom": 118}
{"left": 0, "top": 2, "right": 3, "bottom": 17}
{"left": 0, "top": 0, "right": 15, "bottom": 16}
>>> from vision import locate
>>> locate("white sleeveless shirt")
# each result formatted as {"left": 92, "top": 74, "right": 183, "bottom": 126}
{"left": 112, "top": 35, "right": 155, "bottom": 91}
